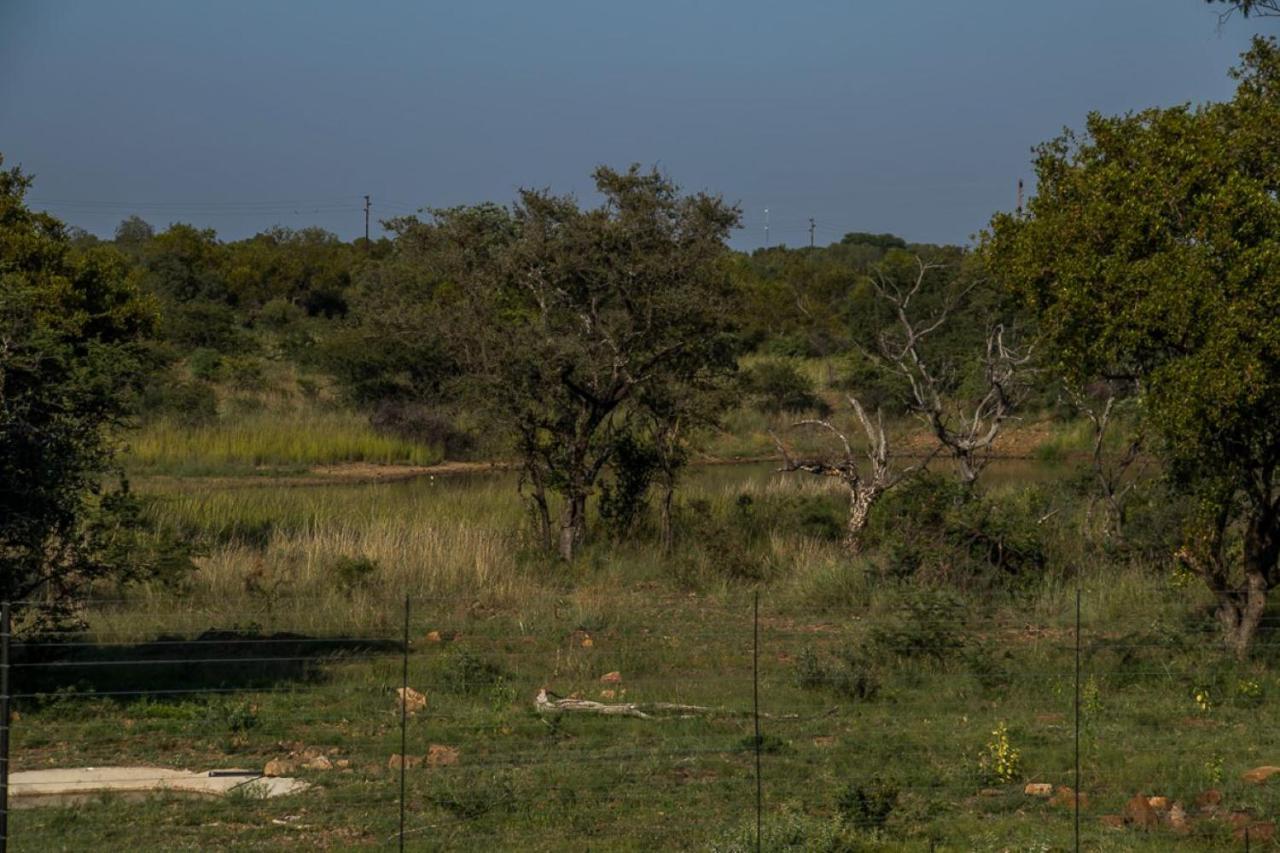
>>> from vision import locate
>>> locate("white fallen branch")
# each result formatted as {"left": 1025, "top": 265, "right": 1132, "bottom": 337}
{"left": 533, "top": 689, "right": 825, "bottom": 720}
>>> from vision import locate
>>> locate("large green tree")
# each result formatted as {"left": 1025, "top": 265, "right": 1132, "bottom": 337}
{"left": 450, "top": 166, "right": 741, "bottom": 560}
{"left": 0, "top": 157, "right": 165, "bottom": 611}
{"left": 984, "top": 38, "right": 1280, "bottom": 656}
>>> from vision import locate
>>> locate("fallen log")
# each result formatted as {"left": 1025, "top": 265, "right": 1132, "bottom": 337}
{"left": 533, "top": 688, "right": 830, "bottom": 720}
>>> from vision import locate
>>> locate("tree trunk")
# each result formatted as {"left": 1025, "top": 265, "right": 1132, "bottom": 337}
{"left": 844, "top": 485, "right": 880, "bottom": 553}
{"left": 559, "top": 492, "right": 587, "bottom": 561}
{"left": 1221, "top": 509, "right": 1280, "bottom": 658}
{"left": 659, "top": 484, "right": 675, "bottom": 554}
{"left": 1216, "top": 570, "right": 1268, "bottom": 661}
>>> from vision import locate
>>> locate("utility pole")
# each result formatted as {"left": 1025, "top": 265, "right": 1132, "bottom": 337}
{"left": 809, "top": 217, "right": 815, "bottom": 249}
{"left": 363, "top": 195, "right": 371, "bottom": 251}
{"left": 764, "top": 208, "right": 770, "bottom": 249}
{"left": 1016, "top": 179, "right": 1023, "bottom": 217}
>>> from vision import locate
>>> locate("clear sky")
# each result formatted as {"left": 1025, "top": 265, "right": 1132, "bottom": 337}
{"left": 1, "top": 1, "right": 1274, "bottom": 249}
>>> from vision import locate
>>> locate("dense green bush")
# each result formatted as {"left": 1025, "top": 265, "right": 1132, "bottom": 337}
{"left": 863, "top": 472, "right": 1048, "bottom": 586}
{"left": 793, "top": 645, "right": 881, "bottom": 701}
{"left": 835, "top": 775, "right": 899, "bottom": 831}
{"left": 741, "top": 359, "right": 831, "bottom": 416}
{"left": 868, "top": 586, "right": 966, "bottom": 660}
{"left": 139, "top": 378, "right": 219, "bottom": 427}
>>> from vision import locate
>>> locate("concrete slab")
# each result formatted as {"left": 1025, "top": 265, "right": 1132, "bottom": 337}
{"left": 9, "top": 766, "right": 309, "bottom": 808}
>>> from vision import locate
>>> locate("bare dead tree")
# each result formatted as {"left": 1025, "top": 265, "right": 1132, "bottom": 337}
{"left": 869, "top": 257, "right": 1033, "bottom": 487}
{"left": 771, "top": 395, "right": 935, "bottom": 551}
{"left": 1066, "top": 380, "right": 1146, "bottom": 541}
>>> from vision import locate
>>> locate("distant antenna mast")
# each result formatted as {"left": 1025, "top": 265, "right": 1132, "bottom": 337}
{"left": 363, "top": 194, "right": 371, "bottom": 250}
{"left": 1016, "top": 179, "right": 1023, "bottom": 216}
{"left": 809, "top": 217, "right": 815, "bottom": 249}
{"left": 764, "top": 208, "right": 770, "bottom": 248}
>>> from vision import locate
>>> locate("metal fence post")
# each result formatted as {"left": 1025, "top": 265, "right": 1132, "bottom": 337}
{"left": 399, "top": 591, "right": 409, "bottom": 850}
{"left": 753, "top": 590, "right": 762, "bottom": 853}
{"left": 1, "top": 601, "right": 11, "bottom": 853}
{"left": 1074, "top": 586, "right": 1081, "bottom": 853}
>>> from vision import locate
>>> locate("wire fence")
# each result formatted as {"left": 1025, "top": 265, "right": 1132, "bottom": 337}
{"left": 1, "top": 590, "right": 1278, "bottom": 851}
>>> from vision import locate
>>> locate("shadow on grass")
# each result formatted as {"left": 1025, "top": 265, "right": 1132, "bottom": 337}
{"left": 11, "top": 630, "right": 403, "bottom": 702}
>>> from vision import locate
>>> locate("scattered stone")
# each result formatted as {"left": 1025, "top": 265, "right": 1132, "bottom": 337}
{"left": 304, "top": 755, "right": 333, "bottom": 771}
{"left": 581, "top": 635, "right": 594, "bottom": 648}
{"left": 335, "top": 759, "right": 350, "bottom": 769}
{"left": 396, "top": 687, "right": 427, "bottom": 715}
{"left": 599, "top": 689, "right": 616, "bottom": 700}
{"left": 263, "top": 759, "right": 295, "bottom": 777}
{"left": 600, "top": 671, "right": 622, "bottom": 684}
{"left": 1166, "top": 803, "right": 1191, "bottom": 834}
{"left": 1147, "top": 796, "right": 1169, "bottom": 812}
{"left": 1196, "top": 789, "right": 1222, "bottom": 812}
{"left": 1099, "top": 815, "right": 1125, "bottom": 829}
{"left": 426, "top": 630, "right": 442, "bottom": 643}
{"left": 1123, "top": 793, "right": 1158, "bottom": 830}
{"left": 1242, "top": 766, "right": 1280, "bottom": 785}
{"left": 1024, "top": 783, "right": 1053, "bottom": 798}
{"left": 1237, "top": 822, "right": 1276, "bottom": 843}
{"left": 812, "top": 736, "right": 836, "bottom": 749}
{"left": 1050, "top": 786, "right": 1088, "bottom": 809}
{"left": 427, "top": 744, "right": 460, "bottom": 767}
{"left": 387, "top": 754, "right": 422, "bottom": 770}
{"left": 979, "top": 788, "right": 1003, "bottom": 797}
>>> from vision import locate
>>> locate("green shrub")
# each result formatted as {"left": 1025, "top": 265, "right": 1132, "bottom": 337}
{"left": 741, "top": 359, "right": 830, "bottom": 415}
{"left": 868, "top": 587, "right": 965, "bottom": 660}
{"left": 140, "top": 379, "right": 219, "bottom": 427}
{"left": 187, "top": 348, "right": 224, "bottom": 381}
{"left": 709, "top": 804, "right": 857, "bottom": 853}
{"left": 438, "top": 648, "right": 507, "bottom": 694}
{"left": 793, "top": 645, "right": 880, "bottom": 701}
{"left": 835, "top": 775, "right": 899, "bottom": 831}
{"left": 597, "top": 432, "right": 658, "bottom": 540}
{"left": 329, "top": 555, "right": 378, "bottom": 593}
{"left": 864, "top": 473, "right": 1048, "bottom": 586}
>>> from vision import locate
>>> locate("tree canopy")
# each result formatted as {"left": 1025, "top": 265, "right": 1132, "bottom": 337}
{"left": 0, "top": 157, "right": 172, "bottom": 610}
{"left": 984, "top": 36, "right": 1280, "bottom": 655}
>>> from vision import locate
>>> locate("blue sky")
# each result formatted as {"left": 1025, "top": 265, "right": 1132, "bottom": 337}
{"left": 1, "top": 1, "right": 1273, "bottom": 249}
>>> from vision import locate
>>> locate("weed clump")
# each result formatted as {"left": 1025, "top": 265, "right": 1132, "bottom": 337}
{"left": 438, "top": 648, "right": 507, "bottom": 694}
{"left": 793, "top": 645, "right": 880, "bottom": 701}
{"left": 328, "top": 555, "right": 379, "bottom": 594}
{"left": 868, "top": 587, "right": 965, "bottom": 660}
{"left": 835, "top": 775, "right": 899, "bottom": 831}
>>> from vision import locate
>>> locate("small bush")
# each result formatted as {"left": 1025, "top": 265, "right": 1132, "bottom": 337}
{"left": 369, "top": 401, "right": 470, "bottom": 458}
{"left": 187, "top": 348, "right": 224, "bottom": 381}
{"left": 329, "top": 555, "right": 378, "bottom": 593}
{"left": 741, "top": 359, "right": 831, "bottom": 415}
{"left": 868, "top": 587, "right": 965, "bottom": 660}
{"left": 964, "top": 640, "right": 1014, "bottom": 693}
{"left": 205, "top": 698, "right": 258, "bottom": 734}
{"left": 597, "top": 432, "right": 658, "bottom": 540}
{"left": 709, "top": 804, "right": 857, "bottom": 853}
{"left": 794, "top": 645, "right": 881, "bottom": 701}
{"left": 439, "top": 648, "right": 507, "bottom": 694}
{"left": 835, "top": 775, "right": 899, "bottom": 831}
{"left": 140, "top": 379, "right": 219, "bottom": 427}
{"left": 427, "top": 770, "right": 517, "bottom": 820}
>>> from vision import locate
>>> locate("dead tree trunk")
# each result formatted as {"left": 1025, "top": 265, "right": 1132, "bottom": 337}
{"left": 870, "top": 258, "right": 1032, "bottom": 488}
{"left": 1068, "top": 382, "right": 1144, "bottom": 542}
{"left": 773, "top": 395, "right": 932, "bottom": 552}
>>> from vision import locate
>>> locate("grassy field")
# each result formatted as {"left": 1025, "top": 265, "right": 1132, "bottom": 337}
{"left": 9, "top": 461, "right": 1280, "bottom": 850}
{"left": 126, "top": 410, "right": 444, "bottom": 476}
